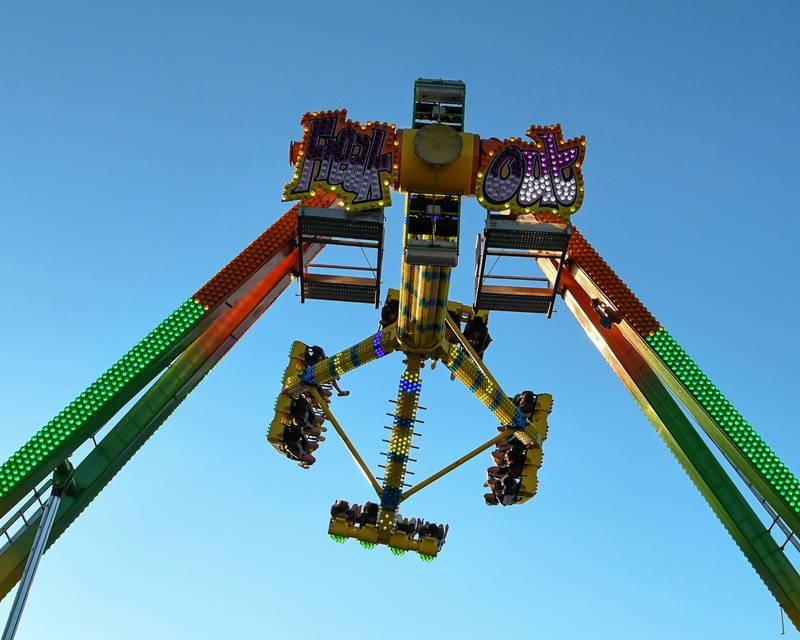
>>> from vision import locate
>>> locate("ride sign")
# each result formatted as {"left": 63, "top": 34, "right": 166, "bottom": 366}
{"left": 476, "top": 125, "right": 586, "bottom": 219}
{"left": 285, "top": 110, "right": 584, "bottom": 220}
{"left": 284, "top": 110, "right": 397, "bottom": 211}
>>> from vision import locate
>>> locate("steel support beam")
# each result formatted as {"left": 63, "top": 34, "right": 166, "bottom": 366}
{"left": 0, "top": 244, "right": 321, "bottom": 601}
{"left": 538, "top": 256, "right": 800, "bottom": 629}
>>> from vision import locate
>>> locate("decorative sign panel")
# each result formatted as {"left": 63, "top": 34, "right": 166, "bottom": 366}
{"left": 475, "top": 125, "right": 585, "bottom": 219}
{"left": 284, "top": 110, "right": 397, "bottom": 211}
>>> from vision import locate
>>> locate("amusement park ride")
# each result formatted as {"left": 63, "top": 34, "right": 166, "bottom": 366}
{"left": 1, "top": 78, "right": 799, "bottom": 636}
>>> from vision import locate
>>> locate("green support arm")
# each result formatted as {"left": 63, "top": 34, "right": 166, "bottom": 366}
{"left": 0, "top": 298, "right": 207, "bottom": 522}
{"left": 539, "top": 256, "right": 800, "bottom": 629}
{"left": 563, "top": 226, "right": 800, "bottom": 539}
{"left": 0, "top": 195, "right": 338, "bottom": 523}
{"left": 0, "top": 243, "right": 317, "bottom": 600}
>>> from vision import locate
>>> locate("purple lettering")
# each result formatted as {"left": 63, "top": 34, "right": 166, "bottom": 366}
{"left": 483, "top": 146, "right": 525, "bottom": 205}
{"left": 355, "top": 128, "right": 392, "bottom": 204}
{"left": 290, "top": 114, "right": 394, "bottom": 207}
{"left": 291, "top": 117, "right": 336, "bottom": 194}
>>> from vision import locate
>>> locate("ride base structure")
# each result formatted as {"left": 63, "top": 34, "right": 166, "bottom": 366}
{"left": 1, "top": 79, "right": 799, "bottom": 634}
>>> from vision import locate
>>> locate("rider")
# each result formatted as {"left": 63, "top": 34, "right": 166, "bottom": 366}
{"left": 512, "top": 390, "right": 537, "bottom": 418}
{"left": 304, "top": 345, "right": 350, "bottom": 397}
{"left": 463, "top": 315, "right": 492, "bottom": 358}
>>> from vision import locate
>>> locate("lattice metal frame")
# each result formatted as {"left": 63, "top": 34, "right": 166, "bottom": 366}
{"left": 298, "top": 205, "right": 384, "bottom": 307}
{"left": 474, "top": 213, "right": 571, "bottom": 317}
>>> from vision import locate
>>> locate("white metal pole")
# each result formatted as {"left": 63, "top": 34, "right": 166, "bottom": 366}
{"left": 2, "top": 490, "right": 61, "bottom": 640}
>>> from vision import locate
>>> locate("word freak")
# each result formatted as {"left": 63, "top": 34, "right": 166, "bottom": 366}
{"left": 288, "top": 113, "right": 395, "bottom": 208}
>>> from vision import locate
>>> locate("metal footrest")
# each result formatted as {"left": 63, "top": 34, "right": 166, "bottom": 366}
{"left": 484, "top": 215, "right": 570, "bottom": 253}
{"left": 404, "top": 239, "right": 459, "bottom": 267}
{"left": 302, "top": 274, "right": 378, "bottom": 304}
{"left": 476, "top": 285, "right": 554, "bottom": 314}
{"left": 300, "top": 207, "right": 383, "bottom": 241}
{"left": 474, "top": 213, "right": 570, "bottom": 316}
{"left": 298, "top": 205, "right": 384, "bottom": 307}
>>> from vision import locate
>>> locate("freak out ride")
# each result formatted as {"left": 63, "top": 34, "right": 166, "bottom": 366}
{"left": 1, "top": 79, "right": 799, "bottom": 636}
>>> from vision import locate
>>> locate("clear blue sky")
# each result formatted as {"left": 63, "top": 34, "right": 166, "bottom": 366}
{"left": 1, "top": 1, "right": 799, "bottom": 638}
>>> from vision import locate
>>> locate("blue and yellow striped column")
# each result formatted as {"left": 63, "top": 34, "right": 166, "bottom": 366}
{"left": 414, "top": 265, "right": 432, "bottom": 341}
{"left": 432, "top": 268, "right": 451, "bottom": 338}
{"left": 417, "top": 267, "right": 451, "bottom": 350}
{"left": 378, "top": 355, "right": 423, "bottom": 541}
{"left": 398, "top": 233, "right": 414, "bottom": 340}
{"left": 399, "top": 261, "right": 452, "bottom": 352}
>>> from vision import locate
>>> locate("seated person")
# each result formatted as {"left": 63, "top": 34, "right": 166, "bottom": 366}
{"left": 305, "top": 345, "right": 327, "bottom": 366}
{"left": 463, "top": 316, "right": 492, "bottom": 357}
{"left": 487, "top": 441, "right": 527, "bottom": 487}
{"left": 297, "top": 443, "right": 318, "bottom": 469}
{"left": 282, "top": 422, "right": 304, "bottom": 458}
{"left": 395, "top": 516, "right": 418, "bottom": 536}
{"left": 290, "top": 395, "right": 326, "bottom": 439}
{"left": 330, "top": 500, "right": 358, "bottom": 526}
{"left": 502, "top": 443, "right": 527, "bottom": 477}
{"left": 357, "top": 502, "right": 379, "bottom": 527}
{"left": 490, "top": 437, "right": 515, "bottom": 465}
{"left": 512, "top": 391, "right": 537, "bottom": 418}
{"left": 380, "top": 299, "right": 399, "bottom": 328}
{"left": 498, "top": 476, "right": 520, "bottom": 505}
{"left": 282, "top": 422, "right": 318, "bottom": 468}
{"left": 484, "top": 473, "right": 521, "bottom": 506}
{"left": 486, "top": 464, "right": 518, "bottom": 485}
{"left": 417, "top": 521, "right": 449, "bottom": 546}
{"left": 484, "top": 476, "right": 501, "bottom": 506}
{"left": 330, "top": 500, "right": 350, "bottom": 520}
{"left": 304, "top": 345, "right": 350, "bottom": 398}
{"left": 290, "top": 395, "right": 315, "bottom": 426}
{"left": 491, "top": 446, "right": 505, "bottom": 466}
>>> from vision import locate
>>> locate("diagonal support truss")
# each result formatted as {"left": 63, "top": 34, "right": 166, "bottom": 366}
{"left": 308, "top": 388, "right": 382, "bottom": 497}
{"left": 400, "top": 431, "right": 510, "bottom": 502}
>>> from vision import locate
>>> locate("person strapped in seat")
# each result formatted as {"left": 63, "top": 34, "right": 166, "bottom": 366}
{"left": 282, "top": 421, "right": 319, "bottom": 469}
{"left": 290, "top": 394, "right": 326, "bottom": 439}
{"left": 304, "top": 345, "right": 350, "bottom": 397}
{"left": 330, "top": 500, "right": 359, "bottom": 526}
{"left": 282, "top": 393, "right": 327, "bottom": 469}
{"left": 511, "top": 390, "right": 537, "bottom": 418}
{"left": 463, "top": 316, "right": 492, "bottom": 358}
{"left": 416, "top": 521, "right": 449, "bottom": 549}
{"left": 484, "top": 390, "right": 538, "bottom": 505}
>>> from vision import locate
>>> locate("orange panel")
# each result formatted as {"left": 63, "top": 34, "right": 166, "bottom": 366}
{"left": 566, "top": 226, "right": 660, "bottom": 337}
{"left": 193, "top": 191, "right": 337, "bottom": 310}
